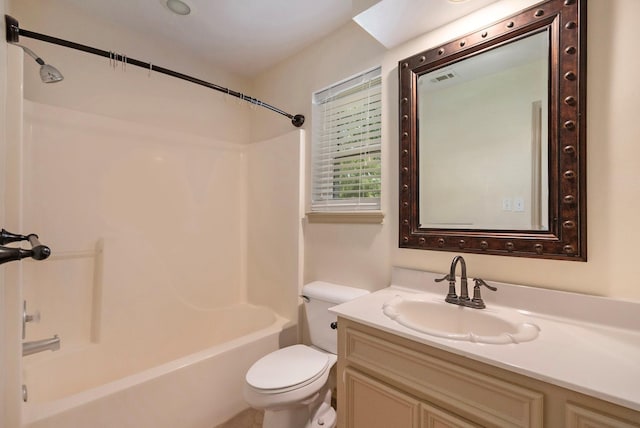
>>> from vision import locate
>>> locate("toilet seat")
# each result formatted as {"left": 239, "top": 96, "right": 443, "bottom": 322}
{"left": 246, "top": 345, "right": 330, "bottom": 393}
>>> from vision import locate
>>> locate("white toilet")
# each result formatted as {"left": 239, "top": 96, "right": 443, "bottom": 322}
{"left": 244, "top": 281, "right": 369, "bottom": 428}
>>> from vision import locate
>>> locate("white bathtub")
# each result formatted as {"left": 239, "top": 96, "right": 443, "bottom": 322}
{"left": 22, "top": 303, "right": 289, "bottom": 428}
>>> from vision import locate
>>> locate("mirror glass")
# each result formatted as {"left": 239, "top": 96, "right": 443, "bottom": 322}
{"left": 418, "top": 30, "right": 549, "bottom": 230}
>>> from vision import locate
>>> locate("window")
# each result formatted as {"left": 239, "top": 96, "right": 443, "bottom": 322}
{"left": 311, "top": 67, "right": 382, "bottom": 215}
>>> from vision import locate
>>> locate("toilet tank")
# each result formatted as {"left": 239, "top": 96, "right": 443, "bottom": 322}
{"left": 302, "top": 281, "right": 369, "bottom": 354}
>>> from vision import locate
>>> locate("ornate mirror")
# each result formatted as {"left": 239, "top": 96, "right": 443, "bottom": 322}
{"left": 399, "top": 0, "right": 586, "bottom": 260}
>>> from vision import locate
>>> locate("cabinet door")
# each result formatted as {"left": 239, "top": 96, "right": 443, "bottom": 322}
{"left": 421, "top": 403, "right": 480, "bottom": 428}
{"left": 344, "top": 368, "right": 420, "bottom": 428}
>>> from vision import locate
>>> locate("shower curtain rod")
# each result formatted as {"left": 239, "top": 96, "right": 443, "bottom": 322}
{"left": 4, "top": 15, "right": 305, "bottom": 128}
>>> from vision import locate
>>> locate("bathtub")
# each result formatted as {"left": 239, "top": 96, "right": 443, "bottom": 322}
{"left": 22, "top": 303, "right": 290, "bottom": 428}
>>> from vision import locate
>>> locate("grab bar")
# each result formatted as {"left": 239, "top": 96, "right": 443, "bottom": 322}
{"left": 22, "top": 335, "right": 60, "bottom": 356}
{"left": 0, "top": 228, "right": 51, "bottom": 265}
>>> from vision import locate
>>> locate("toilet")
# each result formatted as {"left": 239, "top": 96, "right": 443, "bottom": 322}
{"left": 244, "top": 281, "right": 369, "bottom": 428}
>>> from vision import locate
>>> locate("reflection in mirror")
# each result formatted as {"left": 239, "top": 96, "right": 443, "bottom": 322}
{"left": 418, "top": 31, "right": 549, "bottom": 230}
{"left": 398, "top": 0, "right": 586, "bottom": 260}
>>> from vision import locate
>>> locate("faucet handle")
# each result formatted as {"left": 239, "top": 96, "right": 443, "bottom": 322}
{"left": 435, "top": 274, "right": 458, "bottom": 304}
{"left": 434, "top": 273, "right": 452, "bottom": 283}
{"left": 473, "top": 278, "right": 497, "bottom": 291}
{"left": 22, "top": 301, "right": 41, "bottom": 340}
{"left": 462, "top": 278, "right": 497, "bottom": 309}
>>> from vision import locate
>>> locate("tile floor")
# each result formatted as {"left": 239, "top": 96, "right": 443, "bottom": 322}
{"left": 214, "top": 408, "right": 264, "bottom": 428}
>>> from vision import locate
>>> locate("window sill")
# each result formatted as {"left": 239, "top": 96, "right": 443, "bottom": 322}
{"left": 306, "top": 211, "right": 385, "bottom": 224}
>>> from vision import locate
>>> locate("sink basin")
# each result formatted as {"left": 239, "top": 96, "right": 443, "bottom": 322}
{"left": 382, "top": 295, "right": 539, "bottom": 344}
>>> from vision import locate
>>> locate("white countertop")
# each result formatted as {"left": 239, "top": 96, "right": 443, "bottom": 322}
{"left": 329, "top": 267, "right": 640, "bottom": 412}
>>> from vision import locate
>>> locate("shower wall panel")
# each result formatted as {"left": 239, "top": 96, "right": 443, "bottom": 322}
{"left": 20, "top": 101, "right": 245, "bottom": 352}
{"left": 245, "top": 131, "right": 305, "bottom": 322}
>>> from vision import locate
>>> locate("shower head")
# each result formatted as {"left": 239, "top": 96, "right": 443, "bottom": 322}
{"left": 39, "top": 64, "right": 64, "bottom": 83}
{"left": 15, "top": 44, "right": 64, "bottom": 83}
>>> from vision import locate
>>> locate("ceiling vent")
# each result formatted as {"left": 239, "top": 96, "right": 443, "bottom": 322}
{"left": 430, "top": 70, "right": 458, "bottom": 83}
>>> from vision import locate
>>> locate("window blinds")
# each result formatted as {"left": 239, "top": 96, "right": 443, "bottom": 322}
{"left": 311, "top": 67, "right": 382, "bottom": 212}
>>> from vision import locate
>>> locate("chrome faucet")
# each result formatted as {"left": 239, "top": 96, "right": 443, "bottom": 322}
{"left": 435, "top": 256, "right": 497, "bottom": 308}
{"left": 22, "top": 335, "right": 60, "bottom": 357}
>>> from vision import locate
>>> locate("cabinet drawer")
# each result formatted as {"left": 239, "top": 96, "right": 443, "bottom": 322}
{"left": 344, "top": 326, "right": 543, "bottom": 428}
{"left": 566, "top": 403, "right": 640, "bottom": 428}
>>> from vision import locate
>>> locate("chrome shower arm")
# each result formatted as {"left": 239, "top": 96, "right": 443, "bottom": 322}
{"left": 13, "top": 43, "right": 45, "bottom": 65}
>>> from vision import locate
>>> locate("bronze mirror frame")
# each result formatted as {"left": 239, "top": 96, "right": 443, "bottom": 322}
{"left": 398, "top": 0, "right": 586, "bottom": 261}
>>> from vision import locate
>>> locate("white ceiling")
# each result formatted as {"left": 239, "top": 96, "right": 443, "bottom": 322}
{"left": 56, "top": 0, "right": 502, "bottom": 77}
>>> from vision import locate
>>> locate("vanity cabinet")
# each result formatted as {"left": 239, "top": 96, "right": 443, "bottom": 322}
{"left": 337, "top": 318, "right": 640, "bottom": 428}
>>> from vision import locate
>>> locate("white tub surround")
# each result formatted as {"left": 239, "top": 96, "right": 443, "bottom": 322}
{"left": 16, "top": 102, "right": 305, "bottom": 428}
{"left": 330, "top": 267, "right": 640, "bottom": 412}
{"left": 24, "top": 307, "right": 289, "bottom": 428}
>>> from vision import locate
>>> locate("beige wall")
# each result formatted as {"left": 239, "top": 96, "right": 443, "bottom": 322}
{"left": 8, "top": 0, "right": 254, "bottom": 144}
{"left": 253, "top": 0, "right": 640, "bottom": 301}
{"left": 251, "top": 21, "right": 390, "bottom": 291}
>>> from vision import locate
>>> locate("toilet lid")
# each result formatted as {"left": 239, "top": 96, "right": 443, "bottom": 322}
{"left": 246, "top": 344, "right": 330, "bottom": 390}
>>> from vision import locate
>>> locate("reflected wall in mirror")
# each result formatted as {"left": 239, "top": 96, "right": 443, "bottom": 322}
{"left": 419, "top": 31, "right": 549, "bottom": 231}
{"left": 399, "top": 0, "right": 586, "bottom": 260}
